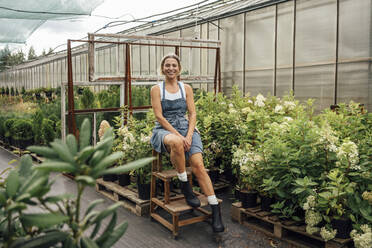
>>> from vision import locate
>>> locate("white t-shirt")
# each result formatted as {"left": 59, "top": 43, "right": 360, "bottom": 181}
{"left": 158, "top": 82, "right": 186, "bottom": 100}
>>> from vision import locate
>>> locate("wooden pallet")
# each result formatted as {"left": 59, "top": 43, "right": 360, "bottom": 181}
{"left": 96, "top": 178, "right": 150, "bottom": 216}
{"left": 213, "top": 178, "right": 230, "bottom": 192}
{"left": 231, "top": 202, "right": 353, "bottom": 248}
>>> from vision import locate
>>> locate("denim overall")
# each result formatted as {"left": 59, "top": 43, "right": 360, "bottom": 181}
{"left": 150, "top": 82, "right": 203, "bottom": 160}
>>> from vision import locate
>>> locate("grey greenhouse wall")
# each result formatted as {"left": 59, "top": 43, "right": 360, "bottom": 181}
{"left": 0, "top": 0, "right": 371, "bottom": 111}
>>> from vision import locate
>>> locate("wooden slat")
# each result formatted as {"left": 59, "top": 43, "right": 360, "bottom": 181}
{"left": 164, "top": 195, "right": 209, "bottom": 213}
{"left": 96, "top": 179, "right": 149, "bottom": 205}
{"left": 154, "top": 167, "right": 192, "bottom": 180}
{"left": 151, "top": 213, "right": 174, "bottom": 231}
{"left": 179, "top": 215, "right": 210, "bottom": 227}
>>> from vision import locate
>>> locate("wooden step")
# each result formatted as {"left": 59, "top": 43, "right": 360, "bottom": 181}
{"left": 153, "top": 167, "right": 192, "bottom": 180}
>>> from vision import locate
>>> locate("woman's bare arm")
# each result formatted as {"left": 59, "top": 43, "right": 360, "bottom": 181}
{"left": 184, "top": 84, "right": 196, "bottom": 150}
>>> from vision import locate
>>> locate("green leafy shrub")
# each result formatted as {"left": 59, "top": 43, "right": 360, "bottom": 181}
{"left": 10, "top": 87, "right": 14, "bottom": 96}
{"left": 0, "top": 118, "right": 154, "bottom": 247}
{"left": 41, "top": 118, "right": 55, "bottom": 145}
{"left": 80, "top": 87, "right": 96, "bottom": 109}
{"left": 32, "top": 109, "right": 44, "bottom": 145}
{"left": 5, "top": 86, "right": 9, "bottom": 96}
{"left": 11, "top": 119, "right": 33, "bottom": 141}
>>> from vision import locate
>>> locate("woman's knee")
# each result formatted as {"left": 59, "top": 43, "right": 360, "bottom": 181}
{"left": 165, "top": 135, "right": 183, "bottom": 153}
{"left": 192, "top": 162, "right": 207, "bottom": 177}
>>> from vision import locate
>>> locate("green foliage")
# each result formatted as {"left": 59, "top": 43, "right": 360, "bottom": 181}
{"left": 27, "top": 46, "right": 37, "bottom": 60}
{"left": 32, "top": 109, "right": 44, "bottom": 145}
{"left": 0, "top": 118, "right": 154, "bottom": 247}
{"left": 0, "top": 46, "right": 25, "bottom": 71}
{"left": 10, "top": 87, "right": 14, "bottom": 96}
{"left": 5, "top": 86, "right": 9, "bottom": 95}
{"left": 113, "top": 107, "right": 155, "bottom": 184}
{"left": 11, "top": 119, "right": 34, "bottom": 141}
{"left": 41, "top": 118, "right": 55, "bottom": 145}
{"left": 80, "top": 87, "right": 96, "bottom": 109}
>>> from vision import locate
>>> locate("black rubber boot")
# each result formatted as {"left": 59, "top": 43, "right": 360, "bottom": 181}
{"left": 180, "top": 181, "right": 201, "bottom": 208}
{"left": 210, "top": 204, "right": 224, "bottom": 233}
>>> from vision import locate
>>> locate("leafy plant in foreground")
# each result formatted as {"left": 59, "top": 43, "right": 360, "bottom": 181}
{"left": 0, "top": 118, "right": 154, "bottom": 247}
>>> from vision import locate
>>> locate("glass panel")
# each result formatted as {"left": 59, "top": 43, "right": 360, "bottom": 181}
{"left": 221, "top": 14, "right": 244, "bottom": 95}
{"left": 140, "top": 41, "right": 150, "bottom": 75}
{"left": 245, "top": 69, "right": 273, "bottom": 97}
{"left": 276, "top": 68, "right": 292, "bottom": 97}
{"left": 295, "top": 65, "right": 335, "bottom": 112}
{"left": 118, "top": 44, "right": 126, "bottom": 75}
{"left": 277, "top": 1, "right": 293, "bottom": 67}
{"left": 208, "top": 21, "right": 218, "bottom": 93}
{"left": 104, "top": 48, "right": 110, "bottom": 76}
{"left": 181, "top": 26, "right": 200, "bottom": 76}
{"left": 296, "top": 0, "right": 336, "bottom": 64}
{"left": 245, "top": 7, "right": 275, "bottom": 95}
{"left": 339, "top": 0, "right": 371, "bottom": 59}
{"left": 337, "top": 62, "right": 371, "bottom": 110}
{"left": 131, "top": 44, "right": 140, "bottom": 76}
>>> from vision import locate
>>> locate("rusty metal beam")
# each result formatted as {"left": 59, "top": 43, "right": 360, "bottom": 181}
{"left": 67, "top": 40, "right": 77, "bottom": 137}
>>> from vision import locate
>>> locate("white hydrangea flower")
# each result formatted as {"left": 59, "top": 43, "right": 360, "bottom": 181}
{"left": 320, "top": 227, "right": 337, "bottom": 241}
{"left": 242, "top": 107, "right": 252, "bottom": 113}
{"left": 337, "top": 140, "right": 359, "bottom": 170}
{"left": 254, "top": 94, "right": 266, "bottom": 107}
{"left": 274, "top": 105, "right": 284, "bottom": 113}
{"left": 284, "top": 101, "right": 296, "bottom": 110}
{"left": 303, "top": 195, "right": 316, "bottom": 210}
{"left": 305, "top": 210, "right": 322, "bottom": 226}
{"left": 247, "top": 99, "right": 253, "bottom": 104}
{"left": 140, "top": 134, "right": 150, "bottom": 144}
{"left": 283, "top": 117, "right": 293, "bottom": 122}
{"left": 228, "top": 103, "right": 234, "bottom": 108}
{"left": 306, "top": 225, "right": 320, "bottom": 235}
{"left": 229, "top": 108, "right": 238, "bottom": 114}
{"left": 318, "top": 123, "right": 339, "bottom": 152}
{"left": 350, "top": 225, "right": 372, "bottom": 248}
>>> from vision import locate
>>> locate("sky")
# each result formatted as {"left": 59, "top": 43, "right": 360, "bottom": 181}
{"left": 3, "top": 0, "right": 206, "bottom": 55}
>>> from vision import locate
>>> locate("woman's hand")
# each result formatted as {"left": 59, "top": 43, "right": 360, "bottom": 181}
{"left": 183, "top": 134, "right": 193, "bottom": 152}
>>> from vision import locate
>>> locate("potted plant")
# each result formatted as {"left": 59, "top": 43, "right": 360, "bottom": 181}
{"left": 232, "top": 144, "right": 262, "bottom": 208}
{"left": 113, "top": 109, "right": 154, "bottom": 199}
{"left": 11, "top": 119, "right": 34, "bottom": 149}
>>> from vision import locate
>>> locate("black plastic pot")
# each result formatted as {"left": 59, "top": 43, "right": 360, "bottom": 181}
{"left": 118, "top": 173, "right": 131, "bottom": 187}
{"left": 18, "top": 138, "right": 33, "bottom": 150}
{"left": 223, "top": 168, "right": 236, "bottom": 183}
{"left": 103, "top": 174, "right": 117, "bottom": 182}
{"left": 240, "top": 190, "right": 258, "bottom": 208}
{"left": 137, "top": 183, "right": 150, "bottom": 200}
{"left": 260, "top": 195, "right": 275, "bottom": 212}
{"left": 208, "top": 169, "right": 219, "bottom": 184}
{"left": 331, "top": 218, "right": 352, "bottom": 239}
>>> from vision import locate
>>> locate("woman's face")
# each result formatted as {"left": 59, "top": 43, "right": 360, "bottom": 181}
{"left": 162, "top": 58, "right": 180, "bottom": 80}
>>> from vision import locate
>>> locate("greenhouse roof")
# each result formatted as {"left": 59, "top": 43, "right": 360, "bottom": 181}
{"left": 0, "top": 0, "right": 104, "bottom": 43}
{"left": 112, "top": 0, "right": 282, "bottom": 37}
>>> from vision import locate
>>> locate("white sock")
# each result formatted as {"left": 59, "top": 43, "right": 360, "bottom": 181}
{"left": 177, "top": 171, "right": 188, "bottom": 182}
{"left": 208, "top": 195, "right": 218, "bottom": 205}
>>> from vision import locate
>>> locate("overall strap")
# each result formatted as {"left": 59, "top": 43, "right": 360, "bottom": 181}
{"left": 161, "top": 81, "right": 165, "bottom": 101}
{"left": 178, "top": 82, "right": 185, "bottom": 100}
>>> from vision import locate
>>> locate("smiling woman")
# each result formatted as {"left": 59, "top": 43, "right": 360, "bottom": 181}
{"left": 150, "top": 53, "right": 225, "bottom": 233}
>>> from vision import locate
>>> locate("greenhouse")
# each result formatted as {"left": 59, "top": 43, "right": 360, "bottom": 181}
{"left": 0, "top": 0, "right": 371, "bottom": 248}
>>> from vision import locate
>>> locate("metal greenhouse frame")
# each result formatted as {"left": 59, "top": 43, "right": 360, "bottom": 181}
{"left": 62, "top": 33, "right": 221, "bottom": 142}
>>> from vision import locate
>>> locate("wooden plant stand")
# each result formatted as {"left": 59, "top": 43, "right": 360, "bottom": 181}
{"left": 231, "top": 202, "right": 352, "bottom": 248}
{"left": 150, "top": 150, "right": 212, "bottom": 239}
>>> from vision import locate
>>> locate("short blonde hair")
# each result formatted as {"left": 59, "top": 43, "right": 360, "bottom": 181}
{"left": 98, "top": 120, "right": 111, "bottom": 140}
{"left": 160, "top": 53, "right": 182, "bottom": 75}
